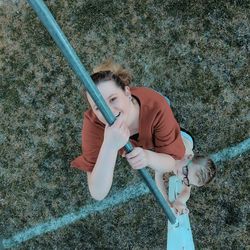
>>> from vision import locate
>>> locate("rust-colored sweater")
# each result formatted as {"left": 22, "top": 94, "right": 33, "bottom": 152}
{"left": 71, "top": 87, "right": 185, "bottom": 172}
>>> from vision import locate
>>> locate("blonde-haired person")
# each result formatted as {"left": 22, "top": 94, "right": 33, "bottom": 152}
{"left": 155, "top": 130, "right": 216, "bottom": 215}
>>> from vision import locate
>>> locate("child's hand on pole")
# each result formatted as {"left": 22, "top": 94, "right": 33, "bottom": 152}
{"left": 171, "top": 199, "right": 189, "bottom": 215}
{"left": 125, "top": 147, "right": 148, "bottom": 169}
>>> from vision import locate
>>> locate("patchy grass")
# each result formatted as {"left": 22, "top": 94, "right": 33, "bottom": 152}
{"left": 0, "top": 0, "right": 249, "bottom": 249}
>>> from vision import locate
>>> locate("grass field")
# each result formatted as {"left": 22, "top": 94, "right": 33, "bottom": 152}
{"left": 1, "top": 0, "right": 249, "bottom": 249}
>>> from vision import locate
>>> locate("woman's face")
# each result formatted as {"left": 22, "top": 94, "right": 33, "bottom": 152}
{"left": 86, "top": 80, "right": 131, "bottom": 125}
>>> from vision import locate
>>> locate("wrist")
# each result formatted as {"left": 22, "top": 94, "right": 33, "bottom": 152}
{"left": 144, "top": 149, "right": 152, "bottom": 166}
{"left": 102, "top": 139, "right": 120, "bottom": 153}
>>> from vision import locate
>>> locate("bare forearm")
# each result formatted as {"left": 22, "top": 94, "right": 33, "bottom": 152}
{"left": 176, "top": 186, "right": 191, "bottom": 204}
{"left": 88, "top": 141, "right": 118, "bottom": 200}
{"left": 155, "top": 172, "right": 171, "bottom": 204}
{"left": 145, "top": 150, "right": 176, "bottom": 173}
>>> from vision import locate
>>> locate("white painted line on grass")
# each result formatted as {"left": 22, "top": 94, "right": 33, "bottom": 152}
{"left": 2, "top": 137, "right": 250, "bottom": 249}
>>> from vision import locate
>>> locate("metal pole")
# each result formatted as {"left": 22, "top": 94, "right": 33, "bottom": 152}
{"left": 27, "top": 0, "right": 177, "bottom": 225}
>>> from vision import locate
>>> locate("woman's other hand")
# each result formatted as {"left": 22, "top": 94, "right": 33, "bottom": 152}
{"left": 125, "top": 147, "right": 148, "bottom": 169}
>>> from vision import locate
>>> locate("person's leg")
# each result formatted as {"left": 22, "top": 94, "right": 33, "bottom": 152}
{"left": 180, "top": 128, "right": 195, "bottom": 150}
{"left": 164, "top": 96, "right": 171, "bottom": 106}
{"left": 162, "top": 93, "right": 195, "bottom": 149}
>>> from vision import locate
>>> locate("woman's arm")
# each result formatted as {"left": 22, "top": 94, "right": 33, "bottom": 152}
{"left": 125, "top": 147, "right": 176, "bottom": 172}
{"left": 87, "top": 141, "right": 118, "bottom": 200}
{"left": 87, "top": 115, "right": 130, "bottom": 200}
{"left": 145, "top": 150, "right": 176, "bottom": 172}
{"left": 154, "top": 171, "right": 171, "bottom": 204}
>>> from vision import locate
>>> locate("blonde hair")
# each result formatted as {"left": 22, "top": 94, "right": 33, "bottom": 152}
{"left": 92, "top": 59, "right": 132, "bottom": 87}
{"left": 193, "top": 155, "right": 216, "bottom": 186}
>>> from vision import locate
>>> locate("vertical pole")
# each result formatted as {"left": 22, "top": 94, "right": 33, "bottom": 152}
{"left": 27, "top": 0, "right": 177, "bottom": 225}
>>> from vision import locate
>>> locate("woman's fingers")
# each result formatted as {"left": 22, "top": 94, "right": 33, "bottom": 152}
{"left": 103, "top": 114, "right": 130, "bottom": 150}
{"left": 125, "top": 148, "right": 147, "bottom": 169}
{"left": 113, "top": 114, "right": 123, "bottom": 128}
{"left": 183, "top": 207, "right": 189, "bottom": 214}
{"left": 129, "top": 159, "right": 144, "bottom": 169}
{"left": 126, "top": 148, "right": 140, "bottom": 159}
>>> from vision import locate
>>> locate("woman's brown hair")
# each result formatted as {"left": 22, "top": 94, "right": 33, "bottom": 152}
{"left": 91, "top": 59, "right": 132, "bottom": 89}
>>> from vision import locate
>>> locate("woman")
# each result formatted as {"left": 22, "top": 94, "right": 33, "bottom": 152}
{"left": 71, "top": 60, "right": 185, "bottom": 201}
